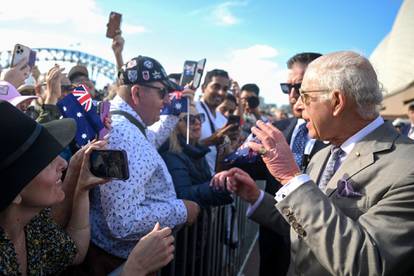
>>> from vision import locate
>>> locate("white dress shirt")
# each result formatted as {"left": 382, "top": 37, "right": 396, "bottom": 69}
{"left": 408, "top": 123, "right": 414, "bottom": 140}
{"left": 90, "top": 95, "right": 187, "bottom": 258}
{"left": 196, "top": 100, "right": 228, "bottom": 175}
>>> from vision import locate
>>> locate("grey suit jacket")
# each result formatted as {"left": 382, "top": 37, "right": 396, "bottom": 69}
{"left": 250, "top": 122, "right": 414, "bottom": 275}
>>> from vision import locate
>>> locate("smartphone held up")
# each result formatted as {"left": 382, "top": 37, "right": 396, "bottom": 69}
{"left": 106, "top": 11, "right": 122, "bottom": 38}
{"left": 11, "top": 44, "right": 36, "bottom": 68}
{"left": 89, "top": 149, "right": 129, "bottom": 180}
{"left": 179, "top": 58, "right": 206, "bottom": 89}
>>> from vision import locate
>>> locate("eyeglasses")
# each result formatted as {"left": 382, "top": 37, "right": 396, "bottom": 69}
{"left": 180, "top": 113, "right": 206, "bottom": 124}
{"left": 140, "top": 84, "right": 169, "bottom": 99}
{"left": 280, "top": 83, "right": 301, "bottom": 94}
{"left": 298, "top": 88, "right": 331, "bottom": 105}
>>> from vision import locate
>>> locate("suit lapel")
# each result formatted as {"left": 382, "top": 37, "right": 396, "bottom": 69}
{"left": 324, "top": 122, "right": 399, "bottom": 196}
{"left": 308, "top": 146, "right": 331, "bottom": 183}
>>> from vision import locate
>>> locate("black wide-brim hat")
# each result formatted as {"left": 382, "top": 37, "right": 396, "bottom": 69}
{"left": 0, "top": 101, "right": 76, "bottom": 211}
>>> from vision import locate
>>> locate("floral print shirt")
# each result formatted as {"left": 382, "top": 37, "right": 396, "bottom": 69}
{"left": 90, "top": 95, "right": 187, "bottom": 259}
{"left": 0, "top": 209, "right": 77, "bottom": 276}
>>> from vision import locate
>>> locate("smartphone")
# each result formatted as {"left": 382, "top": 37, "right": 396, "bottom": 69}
{"left": 106, "top": 12, "right": 122, "bottom": 38}
{"left": 97, "top": 101, "right": 111, "bottom": 139}
{"left": 11, "top": 44, "right": 36, "bottom": 68}
{"left": 179, "top": 59, "right": 207, "bottom": 89}
{"left": 90, "top": 149, "right": 129, "bottom": 180}
{"left": 179, "top": 60, "right": 197, "bottom": 87}
{"left": 227, "top": 115, "right": 240, "bottom": 126}
{"left": 192, "top": 58, "right": 207, "bottom": 89}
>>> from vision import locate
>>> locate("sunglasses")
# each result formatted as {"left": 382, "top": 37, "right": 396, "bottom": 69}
{"left": 280, "top": 83, "right": 301, "bottom": 94}
{"left": 140, "top": 84, "right": 169, "bottom": 99}
{"left": 180, "top": 113, "right": 205, "bottom": 124}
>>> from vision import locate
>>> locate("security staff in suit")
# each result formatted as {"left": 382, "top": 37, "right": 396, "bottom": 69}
{"left": 212, "top": 51, "right": 414, "bottom": 275}
{"left": 402, "top": 102, "right": 414, "bottom": 140}
{"left": 260, "top": 53, "right": 326, "bottom": 276}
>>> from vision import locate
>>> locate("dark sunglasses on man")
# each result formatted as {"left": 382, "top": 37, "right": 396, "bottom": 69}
{"left": 280, "top": 83, "right": 301, "bottom": 94}
{"left": 140, "top": 84, "right": 169, "bottom": 99}
{"left": 180, "top": 113, "right": 205, "bottom": 124}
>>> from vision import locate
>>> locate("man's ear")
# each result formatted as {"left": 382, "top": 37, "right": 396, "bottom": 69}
{"left": 332, "top": 90, "right": 346, "bottom": 117}
{"left": 201, "top": 84, "right": 206, "bottom": 93}
{"left": 12, "top": 194, "right": 22, "bottom": 205}
{"left": 130, "top": 85, "right": 141, "bottom": 106}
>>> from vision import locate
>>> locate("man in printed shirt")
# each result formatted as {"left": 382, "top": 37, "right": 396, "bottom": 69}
{"left": 89, "top": 56, "right": 199, "bottom": 272}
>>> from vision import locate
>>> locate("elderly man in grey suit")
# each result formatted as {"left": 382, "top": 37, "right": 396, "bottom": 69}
{"left": 211, "top": 51, "right": 414, "bottom": 275}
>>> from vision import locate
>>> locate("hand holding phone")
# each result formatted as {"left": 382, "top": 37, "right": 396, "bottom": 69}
{"left": 90, "top": 149, "right": 129, "bottom": 180}
{"left": 106, "top": 12, "right": 122, "bottom": 38}
{"left": 2, "top": 58, "right": 31, "bottom": 88}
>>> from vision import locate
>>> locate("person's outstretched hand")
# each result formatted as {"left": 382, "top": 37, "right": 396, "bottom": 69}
{"left": 122, "top": 222, "right": 175, "bottom": 276}
{"left": 210, "top": 167, "right": 260, "bottom": 204}
{"left": 44, "top": 65, "right": 65, "bottom": 104}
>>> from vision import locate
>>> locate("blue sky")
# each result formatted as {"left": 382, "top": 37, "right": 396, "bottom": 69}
{"left": 0, "top": 0, "right": 403, "bottom": 105}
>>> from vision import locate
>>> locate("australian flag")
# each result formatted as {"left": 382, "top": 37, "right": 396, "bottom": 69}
{"left": 57, "top": 85, "right": 104, "bottom": 146}
{"left": 223, "top": 134, "right": 261, "bottom": 165}
{"left": 160, "top": 91, "right": 188, "bottom": 116}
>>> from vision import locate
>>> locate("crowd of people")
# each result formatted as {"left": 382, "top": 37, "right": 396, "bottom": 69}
{"left": 1, "top": 29, "right": 414, "bottom": 276}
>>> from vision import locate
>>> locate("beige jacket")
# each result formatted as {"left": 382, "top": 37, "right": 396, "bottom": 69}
{"left": 250, "top": 122, "right": 414, "bottom": 275}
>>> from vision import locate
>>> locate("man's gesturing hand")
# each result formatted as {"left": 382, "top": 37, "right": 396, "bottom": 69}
{"left": 248, "top": 121, "right": 300, "bottom": 185}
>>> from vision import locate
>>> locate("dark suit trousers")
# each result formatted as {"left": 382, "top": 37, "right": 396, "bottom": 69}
{"left": 259, "top": 174, "right": 290, "bottom": 276}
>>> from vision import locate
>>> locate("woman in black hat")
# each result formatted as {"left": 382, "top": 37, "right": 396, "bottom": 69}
{"left": 0, "top": 101, "right": 178, "bottom": 276}
{"left": 0, "top": 100, "right": 109, "bottom": 275}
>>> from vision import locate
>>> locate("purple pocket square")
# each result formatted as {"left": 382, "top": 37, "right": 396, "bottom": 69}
{"left": 337, "top": 178, "right": 362, "bottom": 198}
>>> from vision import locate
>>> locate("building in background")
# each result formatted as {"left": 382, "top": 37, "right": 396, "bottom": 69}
{"left": 370, "top": 0, "right": 414, "bottom": 119}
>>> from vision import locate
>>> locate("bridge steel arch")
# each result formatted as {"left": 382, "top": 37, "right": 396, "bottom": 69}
{"left": 0, "top": 48, "right": 116, "bottom": 82}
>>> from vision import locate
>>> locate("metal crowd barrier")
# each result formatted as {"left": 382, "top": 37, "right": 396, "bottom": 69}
{"left": 158, "top": 191, "right": 262, "bottom": 276}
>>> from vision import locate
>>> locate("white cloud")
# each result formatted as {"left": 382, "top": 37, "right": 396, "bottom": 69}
{"left": 0, "top": 0, "right": 146, "bottom": 35}
{"left": 169, "top": 44, "right": 288, "bottom": 105}
{"left": 214, "top": 44, "right": 289, "bottom": 105}
{"left": 211, "top": 1, "right": 247, "bottom": 26}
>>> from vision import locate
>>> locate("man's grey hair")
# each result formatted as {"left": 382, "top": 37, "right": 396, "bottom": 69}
{"left": 305, "top": 51, "right": 383, "bottom": 119}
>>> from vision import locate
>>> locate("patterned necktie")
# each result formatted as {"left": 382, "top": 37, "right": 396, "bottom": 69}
{"left": 291, "top": 123, "right": 308, "bottom": 167}
{"left": 318, "top": 146, "right": 344, "bottom": 191}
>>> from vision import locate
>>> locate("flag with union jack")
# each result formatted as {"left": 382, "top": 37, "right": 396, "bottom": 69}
{"left": 57, "top": 85, "right": 104, "bottom": 146}
{"left": 72, "top": 85, "right": 92, "bottom": 112}
{"left": 160, "top": 91, "right": 188, "bottom": 116}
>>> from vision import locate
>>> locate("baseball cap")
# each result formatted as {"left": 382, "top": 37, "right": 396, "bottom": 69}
{"left": 118, "top": 56, "right": 182, "bottom": 92}
{"left": 68, "top": 65, "right": 89, "bottom": 82}
{"left": 0, "top": 81, "right": 38, "bottom": 107}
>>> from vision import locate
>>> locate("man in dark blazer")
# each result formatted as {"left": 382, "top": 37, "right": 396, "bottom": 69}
{"left": 401, "top": 102, "right": 414, "bottom": 140}
{"left": 259, "top": 53, "right": 326, "bottom": 276}
{"left": 212, "top": 51, "right": 414, "bottom": 275}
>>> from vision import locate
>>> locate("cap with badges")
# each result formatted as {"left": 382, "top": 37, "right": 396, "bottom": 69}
{"left": 118, "top": 55, "right": 182, "bottom": 92}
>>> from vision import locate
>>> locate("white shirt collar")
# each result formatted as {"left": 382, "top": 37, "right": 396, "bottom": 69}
{"left": 340, "top": 116, "right": 384, "bottom": 156}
